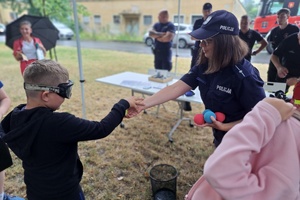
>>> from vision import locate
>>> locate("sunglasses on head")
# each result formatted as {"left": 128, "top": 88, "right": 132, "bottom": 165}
{"left": 24, "top": 80, "right": 74, "bottom": 99}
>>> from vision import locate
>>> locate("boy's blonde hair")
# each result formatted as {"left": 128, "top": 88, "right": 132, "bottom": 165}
{"left": 23, "top": 60, "right": 69, "bottom": 97}
{"left": 23, "top": 59, "right": 69, "bottom": 87}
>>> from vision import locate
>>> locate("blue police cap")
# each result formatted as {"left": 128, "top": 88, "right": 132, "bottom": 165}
{"left": 189, "top": 10, "right": 239, "bottom": 40}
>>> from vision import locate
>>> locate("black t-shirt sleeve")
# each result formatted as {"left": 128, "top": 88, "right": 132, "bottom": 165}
{"left": 253, "top": 30, "right": 264, "bottom": 42}
{"left": 273, "top": 33, "right": 296, "bottom": 57}
{"left": 50, "top": 99, "right": 130, "bottom": 142}
{"left": 290, "top": 24, "right": 300, "bottom": 33}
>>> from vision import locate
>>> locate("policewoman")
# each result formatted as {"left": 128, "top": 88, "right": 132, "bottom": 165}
{"left": 187, "top": 10, "right": 266, "bottom": 146}
{"left": 134, "top": 10, "right": 266, "bottom": 147}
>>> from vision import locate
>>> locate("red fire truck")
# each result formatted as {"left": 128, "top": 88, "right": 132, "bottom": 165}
{"left": 253, "top": 0, "right": 300, "bottom": 35}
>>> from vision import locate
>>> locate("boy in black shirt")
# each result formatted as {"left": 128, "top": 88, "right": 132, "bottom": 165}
{"left": 267, "top": 8, "right": 299, "bottom": 83}
{"left": 271, "top": 32, "right": 300, "bottom": 91}
{"left": 1, "top": 60, "right": 143, "bottom": 200}
{"left": 239, "top": 15, "right": 267, "bottom": 62}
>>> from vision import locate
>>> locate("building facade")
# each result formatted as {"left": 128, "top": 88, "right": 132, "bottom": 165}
{"left": 1, "top": 0, "right": 247, "bottom": 37}
{"left": 0, "top": 4, "right": 18, "bottom": 24}
{"left": 77, "top": 0, "right": 247, "bottom": 36}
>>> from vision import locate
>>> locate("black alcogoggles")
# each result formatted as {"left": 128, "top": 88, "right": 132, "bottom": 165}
{"left": 24, "top": 80, "right": 74, "bottom": 99}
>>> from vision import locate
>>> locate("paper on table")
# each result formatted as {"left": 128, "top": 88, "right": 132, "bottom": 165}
{"left": 121, "top": 80, "right": 151, "bottom": 88}
{"left": 120, "top": 80, "right": 166, "bottom": 89}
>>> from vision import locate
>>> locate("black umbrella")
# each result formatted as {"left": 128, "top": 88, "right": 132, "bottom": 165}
{"left": 5, "top": 14, "right": 59, "bottom": 51}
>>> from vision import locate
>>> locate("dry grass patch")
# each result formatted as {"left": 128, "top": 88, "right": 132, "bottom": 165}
{"left": 0, "top": 42, "right": 269, "bottom": 200}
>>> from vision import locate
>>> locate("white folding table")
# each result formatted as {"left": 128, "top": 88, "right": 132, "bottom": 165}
{"left": 95, "top": 71, "right": 203, "bottom": 142}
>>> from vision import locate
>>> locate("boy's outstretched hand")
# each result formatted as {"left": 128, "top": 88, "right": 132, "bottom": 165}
{"left": 124, "top": 96, "right": 144, "bottom": 118}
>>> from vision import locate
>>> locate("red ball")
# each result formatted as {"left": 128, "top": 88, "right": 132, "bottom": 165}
{"left": 194, "top": 114, "right": 205, "bottom": 125}
{"left": 215, "top": 112, "right": 225, "bottom": 122}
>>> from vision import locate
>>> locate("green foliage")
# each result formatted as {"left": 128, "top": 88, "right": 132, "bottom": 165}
{"left": 0, "top": 0, "right": 89, "bottom": 26}
{"left": 79, "top": 31, "right": 143, "bottom": 43}
{"left": 242, "top": 0, "right": 260, "bottom": 20}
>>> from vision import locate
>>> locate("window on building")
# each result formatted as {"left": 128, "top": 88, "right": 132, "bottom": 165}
{"left": 10, "top": 12, "right": 18, "bottom": 21}
{"left": 191, "top": 15, "right": 202, "bottom": 24}
{"left": 83, "top": 16, "right": 90, "bottom": 24}
{"left": 113, "top": 15, "right": 120, "bottom": 24}
{"left": 143, "top": 15, "right": 152, "bottom": 25}
{"left": 173, "top": 15, "right": 184, "bottom": 24}
{"left": 94, "top": 15, "right": 101, "bottom": 24}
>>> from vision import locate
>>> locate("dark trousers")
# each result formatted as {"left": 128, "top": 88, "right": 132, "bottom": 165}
{"left": 267, "top": 61, "right": 289, "bottom": 93}
{"left": 154, "top": 48, "right": 172, "bottom": 71}
{"left": 190, "top": 46, "right": 200, "bottom": 68}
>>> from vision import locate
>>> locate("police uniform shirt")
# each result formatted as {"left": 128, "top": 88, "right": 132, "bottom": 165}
{"left": 268, "top": 24, "right": 299, "bottom": 50}
{"left": 153, "top": 22, "right": 175, "bottom": 49}
{"left": 273, "top": 32, "right": 300, "bottom": 78}
{"left": 180, "top": 60, "right": 266, "bottom": 145}
{"left": 239, "top": 29, "right": 264, "bottom": 61}
{"left": 192, "top": 18, "right": 205, "bottom": 48}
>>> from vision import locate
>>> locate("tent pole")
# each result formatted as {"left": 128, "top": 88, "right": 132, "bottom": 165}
{"left": 72, "top": 0, "right": 86, "bottom": 119}
{"left": 174, "top": 0, "right": 181, "bottom": 76}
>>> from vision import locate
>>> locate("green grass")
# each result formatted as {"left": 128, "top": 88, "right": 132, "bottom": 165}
{"left": 0, "top": 42, "right": 268, "bottom": 200}
{"left": 79, "top": 31, "right": 143, "bottom": 43}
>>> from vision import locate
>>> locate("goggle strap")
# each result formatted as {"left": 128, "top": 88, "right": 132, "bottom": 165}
{"left": 24, "top": 83, "right": 60, "bottom": 93}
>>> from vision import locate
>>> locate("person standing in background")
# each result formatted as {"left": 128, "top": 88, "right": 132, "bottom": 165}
{"left": 190, "top": 2, "right": 213, "bottom": 68}
{"left": 267, "top": 8, "right": 299, "bottom": 83}
{"left": 239, "top": 15, "right": 267, "bottom": 62}
{"left": 150, "top": 10, "right": 175, "bottom": 71}
{"left": 13, "top": 20, "right": 46, "bottom": 75}
{"left": 184, "top": 2, "right": 212, "bottom": 111}
{"left": 270, "top": 32, "right": 300, "bottom": 92}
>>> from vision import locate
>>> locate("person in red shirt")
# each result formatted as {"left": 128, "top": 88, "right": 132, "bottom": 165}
{"left": 13, "top": 20, "right": 46, "bottom": 75}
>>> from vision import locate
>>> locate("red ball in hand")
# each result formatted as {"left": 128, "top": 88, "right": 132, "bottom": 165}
{"left": 215, "top": 112, "right": 225, "bottom": 122}
{"left": 194, "top": 114, "right": 205, "bottom": 125}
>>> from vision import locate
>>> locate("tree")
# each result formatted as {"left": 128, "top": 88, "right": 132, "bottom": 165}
{"left": 0, "top": 0, "right": 89, "bottom": 26}
{"left": 242, "top": 0, "right": 260, "bottom": 20}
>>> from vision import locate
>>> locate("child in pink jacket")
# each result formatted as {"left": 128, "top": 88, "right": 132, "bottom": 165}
{"left": 185, "top": 97, "right": 299, "bottom": 200}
